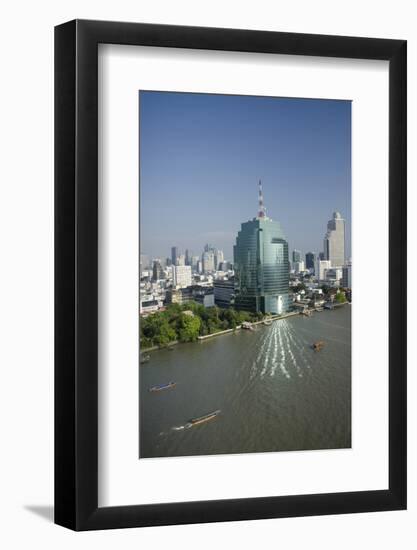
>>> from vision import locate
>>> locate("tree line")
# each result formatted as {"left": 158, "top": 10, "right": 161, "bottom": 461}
{"left": 140, "top": 302, "right": 263, "bottom": 349}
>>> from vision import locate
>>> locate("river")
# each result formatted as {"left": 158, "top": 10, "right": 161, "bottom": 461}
{"left": 139, "top": 305, "right": 351, "bottom": 458}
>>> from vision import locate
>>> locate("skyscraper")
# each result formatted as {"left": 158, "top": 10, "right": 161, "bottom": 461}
{"left": 140, "top": 254, "right": 149, "bottom": 277}
{"left": 292, "top": 249, "right": 301, "bottom": 263}
{"left": 202, "top": 250, "right": 215, "bottom": 273}
{"left": 233, "top": 181, "right": 290, "bottom": 314}
{"left": 214, "top": 249, "right": 224, "bottom": 270}
{"left": 171, "top": 246, "right": 179, "bottom": 266}
{"left": 323, "top": 212, "right": 345, "bottom": 267}
{"left": 152, "top": 259, "right": 163, "bottom": 282}
{"left": 305, "top": 252, "right": 316, "bottom": 270}
{"left": 185, "top": 249, "right": 191, "bottom": 266}
{"left": 172, "top": 265, "right": 192, "bottom": 288}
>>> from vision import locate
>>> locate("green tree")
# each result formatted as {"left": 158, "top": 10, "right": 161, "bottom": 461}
{"left": 153, "top": 319, "right": 176, "bottom": 346}
{"left": 140, "top": 335, "right": 152, "bottom": 349}
{"left": 335, "top": 291, "right": 347, "bottom": 304}
{"left": 177, "top": 313, "right": 201, "bottom": 342}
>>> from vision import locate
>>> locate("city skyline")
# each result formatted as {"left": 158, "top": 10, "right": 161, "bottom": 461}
{"left": 140, "top": 204, "right": 349, "bottom": 266}
{"left": 140, "top": 207, "right": 348, "bottom": 267}
{"left": 140, "top": 91, "right": 351, "bottom": 261}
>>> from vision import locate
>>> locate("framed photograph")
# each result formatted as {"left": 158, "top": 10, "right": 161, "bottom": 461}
{"left": 55, "top": 20, "right": 406, "bottom": 530}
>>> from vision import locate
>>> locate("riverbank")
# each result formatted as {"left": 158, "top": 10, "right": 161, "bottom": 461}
{"left": 141, "top": 341, "right": 179, "bottom": 353}
{"left": 141, "top": 307, "right": 345, "bottom": 353}
{"left": 197, "top": 311, "right": 305, "bottom": 341}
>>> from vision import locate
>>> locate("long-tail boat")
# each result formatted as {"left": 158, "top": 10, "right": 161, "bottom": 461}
{"left": 148, "top": 381, "right": 176, "bottom": 392}
{"left": 185, "top": 410, "right": 221, "bottom": 428}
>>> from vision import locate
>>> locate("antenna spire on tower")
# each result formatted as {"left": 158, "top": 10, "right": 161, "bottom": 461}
{"left": 258, "top": 179, "right": 266, "bottom": 218}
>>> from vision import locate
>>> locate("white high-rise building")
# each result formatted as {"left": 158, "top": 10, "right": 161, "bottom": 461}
{"left": 177, "top": 254, "right": 186, "bottom": 266}
{"left": 202, "top": 251, "right": 215, "bottom": 273}
{"left": 172, "top": 265, "right": 192, "bottom": 289}
{"left": 214, "top": 250, "right": 224, "bottom": 270}
{"left": 293, "top": 260, "right": 305, "bottom": 273}
{"left": 323, "top": 211, "right": 345, "bottom": 267}
{"left": 315, "top": 259, "right": 331, "bottom": 281}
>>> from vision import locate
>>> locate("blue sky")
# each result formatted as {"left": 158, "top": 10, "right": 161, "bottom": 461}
{"left": 140, "top": 91, "right": 351, "bottom": 262}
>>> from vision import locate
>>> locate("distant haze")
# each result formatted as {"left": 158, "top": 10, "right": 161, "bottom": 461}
{"left": 140, "top": 91, "right": 351, "bottom": 262}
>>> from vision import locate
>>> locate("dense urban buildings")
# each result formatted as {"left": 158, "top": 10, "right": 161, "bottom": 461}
{"left": 233, "top": 182, "right": 290, "bottom": 315}
{"left": 323, "top": 211, "right": 346, "bottom": 268}
{"left": 140, "top": 190, "right": 350, "bottom": 317}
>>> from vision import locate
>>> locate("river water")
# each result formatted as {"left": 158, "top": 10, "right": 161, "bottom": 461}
{"left": 140, "top": 305, "right": 351, "bottom": 458}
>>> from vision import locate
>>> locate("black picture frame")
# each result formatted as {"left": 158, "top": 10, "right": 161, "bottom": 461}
{"left": 55, "top": 19, "right": 407, "bottom": 531}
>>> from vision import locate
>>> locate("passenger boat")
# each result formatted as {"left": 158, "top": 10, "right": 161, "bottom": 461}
{"left": 186, "top": 410, "right": 221, "bottom": 428}
{"left": 312, "top": 341, "right": 325, "bottom": 351}
{"left": 148, "top": 381, "right": 176, "bottom": 392}
{"left": 140, "top": 354, "right": 150, "bottom": 364}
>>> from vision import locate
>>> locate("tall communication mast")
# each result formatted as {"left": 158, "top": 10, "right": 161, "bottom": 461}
{"left": 258, "top": 179, "right": 266, "bottom": 218}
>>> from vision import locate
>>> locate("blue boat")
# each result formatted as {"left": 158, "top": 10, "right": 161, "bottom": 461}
{"left": 149, "top": 381, "right": 176, "bottom": 393}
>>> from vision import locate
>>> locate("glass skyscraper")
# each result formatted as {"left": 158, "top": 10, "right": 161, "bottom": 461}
{"left": 171, "top": 246, "right": 179, "bottom": 266}
{"left": 305, "top": 251, "right": 316, "bottom": 270}
{"left": 233, "top": 182, "right": 290, "bottom": 315}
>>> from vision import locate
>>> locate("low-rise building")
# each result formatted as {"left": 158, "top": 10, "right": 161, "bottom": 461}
{"left": 326, "top": 267, "right": 343, "bottom": 285}
{"left": 165, "top": 285, "right": 214, "bottom": 307}
{"left": 193, "top": 287, "right": 215, "bottom": 308}
{"left": 165, "top": 287, "right": 193, "bottom": 305}
{"left": 214, "top": 278, "right": 235, "bottom": 308}
{"left": 140, "top": 298, "right": 162, "bottom": 315}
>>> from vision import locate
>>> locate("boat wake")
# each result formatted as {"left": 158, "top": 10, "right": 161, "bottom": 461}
{"left": 249, "top": 319, "right": 317, "bottom": 380}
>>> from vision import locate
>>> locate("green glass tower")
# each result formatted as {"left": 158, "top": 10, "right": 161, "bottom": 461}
{"left": 233, "top": 181, "right": 290, "bottom": 314}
